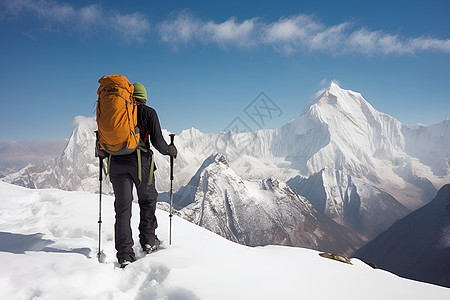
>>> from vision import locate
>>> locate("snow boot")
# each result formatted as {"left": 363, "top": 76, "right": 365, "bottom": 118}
{"left": 143, "top": 236, "right": 161, "bottom": 254}
{"left": 119, "top": 260, "right": 132, "bottom": 269}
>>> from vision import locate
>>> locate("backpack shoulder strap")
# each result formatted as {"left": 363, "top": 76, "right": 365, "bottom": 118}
{"left": 136, "top": 147, "right": 155, "bottom": 186}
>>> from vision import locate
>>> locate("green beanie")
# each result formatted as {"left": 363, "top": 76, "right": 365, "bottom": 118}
{"left": 133, "top": 82, "right": 147, "bottom": 103}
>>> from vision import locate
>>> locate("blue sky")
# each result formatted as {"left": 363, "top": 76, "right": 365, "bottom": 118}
{"left": 0, "top": 0, "right": 449, "bottom": 143}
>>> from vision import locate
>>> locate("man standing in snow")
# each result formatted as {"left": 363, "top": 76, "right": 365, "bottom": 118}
{"left": 109, "top": 82, "right": 177, "bottom": 268}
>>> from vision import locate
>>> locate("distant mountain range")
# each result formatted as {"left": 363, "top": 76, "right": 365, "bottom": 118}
{"left": 3, "top": 83, "right": 449, "bottom": 254}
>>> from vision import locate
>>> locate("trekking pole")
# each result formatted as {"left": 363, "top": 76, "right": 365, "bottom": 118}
{"left": 169, "top": 134, "right": 175, "bottom": 245}
{"left": 95, "top": 130, "right": 106, "bottom": 263}
{"left": 97, "top": 156, "right": 103, "bottom": 262}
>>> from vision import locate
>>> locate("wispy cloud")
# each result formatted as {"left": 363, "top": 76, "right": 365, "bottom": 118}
{"left": 158, "top": 11, "right": 450, "bottom": 56}
{"left": 158, "top": 11, "right": 202, "bottom": 47}
{"left": 111, "top": 11, "right": 150, "bottom": 43}
{"left": 1, "top": 0, "right": 75, "bottom": 22}
{"left": 1, "top": 0, "right": 150, "bottom": 43}
{"left": 3, "top": 2, "right": 449, "bottom": 55}
{"left": 204, "top": 17, "right": 258, "bottom": 49}
{"left": 261, "top": 15, "right": 351, "bottom": 55}
{"left": 158, "top": 10, "right": 258, "bottom": 50}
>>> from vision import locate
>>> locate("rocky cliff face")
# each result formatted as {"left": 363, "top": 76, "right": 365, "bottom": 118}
{"left": 173, "top": 154, "right": 363, "bottom": 255}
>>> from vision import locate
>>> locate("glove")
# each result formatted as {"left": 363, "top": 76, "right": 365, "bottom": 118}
{"left": 168, "top": 144, "right": 177, "bottom": 158}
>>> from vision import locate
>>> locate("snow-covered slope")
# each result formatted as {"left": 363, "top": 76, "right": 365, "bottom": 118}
{"left": 1, "top": 181, "right": 449, "bottom": 299}
{"left": 171, "top": 154, "right": 363, "bottom": 255}
{"left": 355, "top": 184, "right": 450, "bottom": 288}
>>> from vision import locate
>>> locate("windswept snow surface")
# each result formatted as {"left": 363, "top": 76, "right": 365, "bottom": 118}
{"left": 0, "top": 182, "right": 449, "bottom": 300}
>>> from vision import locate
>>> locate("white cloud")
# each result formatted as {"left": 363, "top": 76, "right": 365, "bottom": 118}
{"left": 158, "top": 11, "right": 202, "bottom": 47}
{"left": 3, "top": 2, "right": 449, "bottom": 55}
{"left": 158, "top": 11, "right": 258, "bottom": 50}
{"left": 320, "top": 78, "right": 340, "bottom": 87}
{"left": 408, "top": 36, "right": 450, "bottom": 53}
{"left": 158, "top": 12, "right": 450, "bottom": 56}
{"left": 1, "top": 0, "right": 150, "bottom": 43}
{"left": 263, "top": 17, "right": 350, "bottom": 55}
{"left": 72, "top": 116, "right": 92, "bottom": 127}
{"left": 2, "top": 0, "right": 75, "bottom": 24}
{"left": 348, "top": 29, "right": 410, "bottom": 55}
{"left": 111, "top": 12, "right": 150, "bottom": 43}
{"left": 347, "top": 29, "right": 450, "bottom": 55}
{"left": 264, "top": 15, "right": 312, "bottom": 42}
{"left": 309, "top": 23, "right": 349, "bottom": 51}
{"left": 205, "top": 17, "right": 258, "bottom": 48}
{"left": 79, "top": 4, "right": 101, "bottom": 26}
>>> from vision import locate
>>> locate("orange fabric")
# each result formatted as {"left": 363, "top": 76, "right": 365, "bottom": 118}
{"left": 96, "top": 75, "right": 140, "bottom": 154}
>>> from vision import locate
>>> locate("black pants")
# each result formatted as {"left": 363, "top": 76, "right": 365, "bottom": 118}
{"left": 109, "top": 151, "right": 158, "bottom": 262}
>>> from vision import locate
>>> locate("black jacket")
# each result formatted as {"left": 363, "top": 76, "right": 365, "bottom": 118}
{"left": 136, "top": 103, "right": 170, "bottom": 156}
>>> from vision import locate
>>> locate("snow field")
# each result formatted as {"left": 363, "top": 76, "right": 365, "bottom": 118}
{"left": 0, "top": 181, "right": 449, "bottom": 300}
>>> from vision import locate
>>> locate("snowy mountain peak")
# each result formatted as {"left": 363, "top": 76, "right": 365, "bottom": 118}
{"left": 171, "top": 153, "right": 234, "bottom": 210}
{"left": 327, "top": 81, "right": 349, "bottom": 97}
{"left": 306, "top": 82, "right": 365, "bottom": 111}
{"left": 297, "top": 81, "right": 408, "bottom": 182}
{"left": 314, "top": 82, "right": 371, "bottom": 115}
{"left": 63, "top": 116, "right": 96, "bottom": 158}
{"left": 193, "top": 154, "right": 230, "bottom": 180}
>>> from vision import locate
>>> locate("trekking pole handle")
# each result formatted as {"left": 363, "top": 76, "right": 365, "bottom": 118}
{"left": 169, "top": 134, "right": 175, "bottom": 181}
{"left": 95, "top": 130, "right": 104, "bottom": 182}
{"left": 99, "top": 157, "right": 103, "bottom": 181}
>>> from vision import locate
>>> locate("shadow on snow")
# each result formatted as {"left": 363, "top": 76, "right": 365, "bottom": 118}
{"left": 0, "top": 232, "right": 91, "bottom": 258}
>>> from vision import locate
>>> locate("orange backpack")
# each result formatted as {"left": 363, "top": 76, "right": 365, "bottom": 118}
{"left": 96, "top": 74, "right": 140, "bottom": 155}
